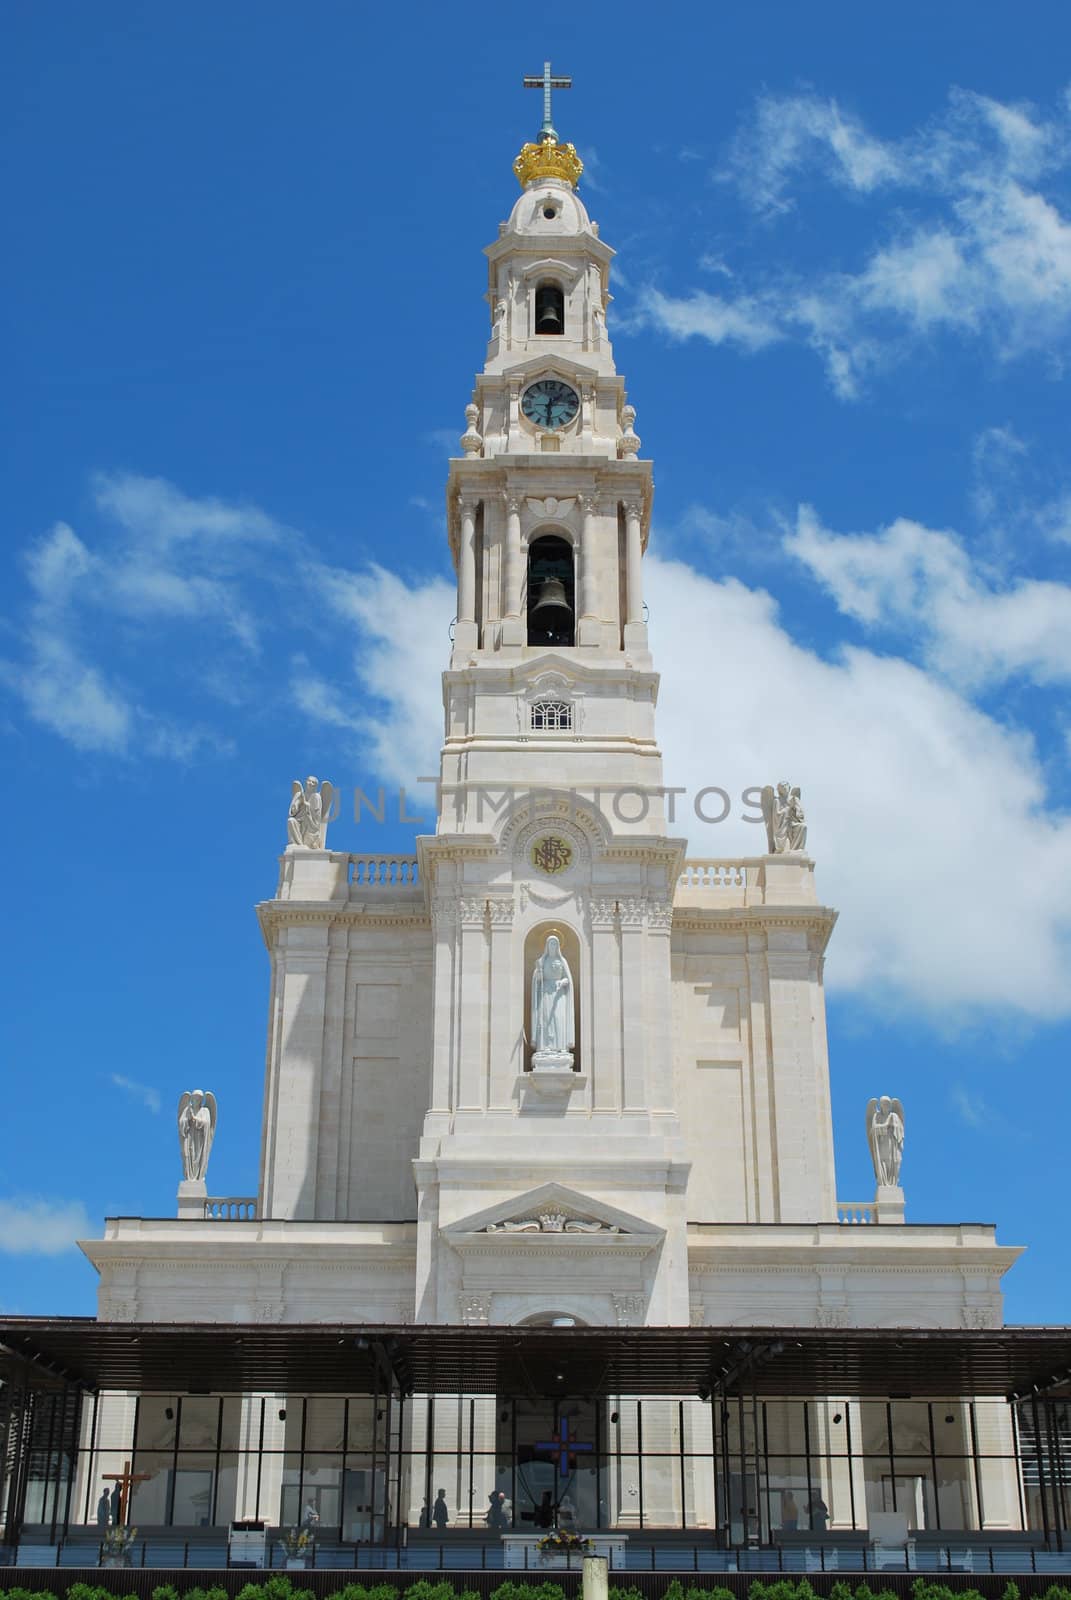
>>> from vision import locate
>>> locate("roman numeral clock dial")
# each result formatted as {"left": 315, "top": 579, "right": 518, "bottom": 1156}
{"left": 521, "top": 378, "right": 580, "bottom": 430}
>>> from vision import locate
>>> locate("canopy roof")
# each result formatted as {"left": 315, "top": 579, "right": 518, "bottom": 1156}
{"left": 2, "top": 1318, "right": 1070, "bottom": 1402}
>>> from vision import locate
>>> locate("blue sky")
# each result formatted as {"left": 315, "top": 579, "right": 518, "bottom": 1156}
{"left": 2, "top": 2, "right": 1070, "bottom": 1323}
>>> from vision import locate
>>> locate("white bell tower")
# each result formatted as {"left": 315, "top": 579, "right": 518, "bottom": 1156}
{"left": 415, "top": 84, "right": 693, "bottom": 1327}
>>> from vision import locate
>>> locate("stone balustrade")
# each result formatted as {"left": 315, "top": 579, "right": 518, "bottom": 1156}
{"left": 203, "top": 1197, "right": 258, "bottom": 1221}
{"left": 837, "top": 1201, "right": 877, "bottom": 1225}
{"left": 348, "top": 854, "right": 421, "bottom": 887}
{"left": 675, "top": 856, "right": 818, "bottom": 909}
{"left": 678, "top": 860, "right": 751, "bottom": 889}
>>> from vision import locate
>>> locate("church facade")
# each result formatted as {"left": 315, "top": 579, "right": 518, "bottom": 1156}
{"left": 6, "top": 87, "right": 1068, "bottom": 1566}
{"left": 86, "top": 110, "right": 1017, "bottom": 1341}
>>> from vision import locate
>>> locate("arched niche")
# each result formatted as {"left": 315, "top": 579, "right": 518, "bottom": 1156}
{"left": 523, "top": 921, "right": 582, "bottom": 1073}
{"left": 527, "top": 533, "right": 575, "bottom": 647}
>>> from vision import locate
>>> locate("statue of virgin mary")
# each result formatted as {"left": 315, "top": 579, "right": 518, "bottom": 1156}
{"left": 530, "top": 934, "right": 575, "bottom": 1069}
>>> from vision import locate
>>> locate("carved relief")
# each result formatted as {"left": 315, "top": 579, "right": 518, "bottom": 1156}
{"left": 612, "top": 1293, "right": 646, "bottom": 1326}
{"left": 485, "top": 1212, "right": 621, "bottom": 1235}
{"left": 815, "top": 1304, "right": 851, "bottom": 1329}
{"left": 962, "top": 1304, "right": 999, "bottom": 1330}
{"left": 458, "top": 1293, "right": 492, "bottom": 1325}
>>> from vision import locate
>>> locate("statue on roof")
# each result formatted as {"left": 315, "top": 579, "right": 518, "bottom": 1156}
{"left": 867, "top": 1096, "right": 905, "bottom": 1189}
{"left": 287, "top": 775, "right": 334, "bottom": 850}
{"left": 761, "top": 782, "right": 808, "bottom": 854}
{"left": 178, "top": 1089, "right": 217, "bottom": 1183}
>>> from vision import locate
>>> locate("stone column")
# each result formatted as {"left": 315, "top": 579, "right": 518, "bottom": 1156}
{"left": 487, "top": 897, "right": 517, "bottom": 1107}
{"left": 619, "top": 897, "right": 646, "bottom": 1110}
{"left": 455, "top": 494, "right": 479, "bottom": 651}
{"left": 456, "top": 898, "right": 488, "bottom": 1112}
{"left": 624, "top": 498, "right": 643, "bottom": 621}
{"left": 589, "top": 897, "right": 620, "bottom": 1111}
{"left": 623, "top": 495, "right": 647, "bottom": 648}
{"left": 500, "top": 492, "right": 525, "bottom": 647}
{"left": 577, "top": 493, "right": 601, "bottom": 646}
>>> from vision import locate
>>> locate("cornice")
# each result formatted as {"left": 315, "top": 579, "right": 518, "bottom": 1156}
{"left": 257, "top": 903, "right": 432, "bottom": 936}
{"left": 672, "top": 907, "right": 838, "bottom": 936}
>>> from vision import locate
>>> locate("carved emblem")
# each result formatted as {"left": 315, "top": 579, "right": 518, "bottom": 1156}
{"left": 531, "top": 836, "right": 573, "bottom": 875}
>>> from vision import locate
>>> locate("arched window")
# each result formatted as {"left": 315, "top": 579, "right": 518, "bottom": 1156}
{"left": 531, "top": 700, "right": 573, "bottom": 732}
{"left": 535, "top": 281, "right": 564, "bottom": 335}
{"left": 527, "top": 535, "right": 575, "bottom": 647}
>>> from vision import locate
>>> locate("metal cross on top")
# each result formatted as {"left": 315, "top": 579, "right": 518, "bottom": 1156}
{"left": 535, "top": 1415, "right": 594, "bottom": 1478}
{"left": 523, "top": 60, "right": 572, "bottom": 142}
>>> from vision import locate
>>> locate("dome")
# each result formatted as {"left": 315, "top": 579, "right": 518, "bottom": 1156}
{"left": 505, "top": 177, "right": 594, "bottom": 239}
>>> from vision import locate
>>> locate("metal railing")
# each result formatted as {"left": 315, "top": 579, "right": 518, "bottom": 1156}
{"left": 3, "top": 1538, "right": 1068, "bottom": 1574}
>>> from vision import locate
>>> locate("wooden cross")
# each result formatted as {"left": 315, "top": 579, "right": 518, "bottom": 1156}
{"left": 102, "top": 1460, "right": 152, "bottom": 1526}
{"left": 523, "top": 61, "right": 572, "bottom": 141}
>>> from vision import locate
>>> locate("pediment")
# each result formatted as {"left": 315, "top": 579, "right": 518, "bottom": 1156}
{"left": 442, "top": 1183, "right": 664, "bottom": 1253}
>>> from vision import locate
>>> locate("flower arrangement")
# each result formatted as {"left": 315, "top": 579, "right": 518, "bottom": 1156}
{"left": 100, "top": 1524, "right": 138, "bottom": 1564}
{"left": 538, "top": 1527, "right": 593, "bottom": 1555}
{"left": 280, "top": 1525, "right": 314, "bottom": 1558}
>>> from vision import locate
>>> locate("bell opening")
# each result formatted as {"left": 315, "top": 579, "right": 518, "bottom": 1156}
{"left": 535, "top": 282, "right": 564, "bottom": 336}
{"left": 527, "top": 535, "right": 575, "bottom": 647}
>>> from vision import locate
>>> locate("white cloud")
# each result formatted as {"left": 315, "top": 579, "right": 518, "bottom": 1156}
{"left": 786, "top": 505, "right": 1071, "bottom": 688}
{"left": 645, "top": 553, "right": 1071, "bottom": 1021}
{"left": 110, "top": 1074, "right": 162, "bottom": 1114}
{"left": 1, "top": 475, "right": 293, "bottom": 758}
{"left": 0, "top": 1198, "right": 93, "bottom": 1255}
{"left": 300, "top": 562, "right": 455, "bottom": 785}
{"left": 647, "top": 85, "right": 1071, "bottom": 395}
{"left": 722, "top": 91, "right": 904, "bottom": 214}
{"left": 630, "top": 287, "right": 784, "bottom": 353}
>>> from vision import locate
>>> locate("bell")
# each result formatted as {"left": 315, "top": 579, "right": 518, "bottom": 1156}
{"left": 536, "top": 299, "right": 563, "bottom": 334}
{"left": 530, "top": 575, "right": 573, "bottom": 632}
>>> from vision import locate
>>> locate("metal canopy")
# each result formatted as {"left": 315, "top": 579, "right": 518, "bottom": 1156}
{"left": 2, "top": 1318, "right": 1070, "bottom": 1401}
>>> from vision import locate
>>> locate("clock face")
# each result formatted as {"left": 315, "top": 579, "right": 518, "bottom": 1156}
{"left": 521, "top": 379, "right": 580, "bottom": 431}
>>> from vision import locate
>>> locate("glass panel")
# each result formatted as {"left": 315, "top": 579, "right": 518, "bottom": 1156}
{"left": 807, "top": 1400, "right": 850, "bottom": 1456}
{"left": 870, "top": 1458, "right": 935, "bottom": 1531}
{"left": 890, "top": 1402, "right": 931, "bottom": 1454}
{"left": 682, "top": 1397, "right": 713, "bottom": 1455}
{"left": 641, "top": 1448, "right": 681, "bottom": 1527}
{"left": 604, "top": 1453, "right": 640, "bottom": 1530}
{"left": 299, "top": 1453, "right": 343, "bottom": 1530}
{"left": 215, "top": 1453, "right": 239, "bottom": 1526}
{"left": 765, "top": 1458, "right": 810, "bottom": 1534}
{"left": 129, "top": 1451, "right": 171, "bottom": 1525}
{"left": 342, "top": 1460, "right": 384, "bottom": 1542}
{"left": 179, "top": 1397, "right": 220, "bottom": 1450}
{"left": 220, "top": 1398, "right": 243, "bottom": 1451}
{"left": 429, "top": 1455, "right": 465, "bottom": 1531}
{"left": 279, "top": 1451, "right": 305, "bottom": 1528}
{"left": 172, "top": 1451, "right": 217, "bottom": 1527}
{"left": 935, "top": 1455, "right": 977, "bottom": 1531}
{"left": 135, "top": 1397, "right": 177, "bottom": 1451}
{"left": 764, "top": 1400, "right": 806, "bottom": 1457}
{"left": 856, "top": 1401, "right": 890, "bottom": 1456}
{"left": 347, "top": 1397, "right": 375, "bottom": 1451}
{"left": 802, "top": 1466, "right": 847, "bottom": 1532}
{"left": 305, "top": 1398, "right": 345, "bottom": 1451}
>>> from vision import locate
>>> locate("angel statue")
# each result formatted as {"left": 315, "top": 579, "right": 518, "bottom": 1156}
{"left": 867, "top": 1095, "right": 905, "bottom": 1189}
{"left": 287, "top": 775, "right": 334, "bottom": 850}
{"left": 761, "top": 782, "right": 808, "bottom": 854}
{"left": 530, "top": 934, "right": 575, "bottom": 1068}
{"left": 178, "top": 1089, "right": 217, "bottom": 1183}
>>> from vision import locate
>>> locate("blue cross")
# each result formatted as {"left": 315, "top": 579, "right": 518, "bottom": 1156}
{"left": 535, "top": 1416, "right": 594, "bottom": 1478}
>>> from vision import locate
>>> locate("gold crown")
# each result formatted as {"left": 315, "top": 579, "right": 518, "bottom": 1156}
{"left": 513, "top": 138, "right": 583, "bottom": 189}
